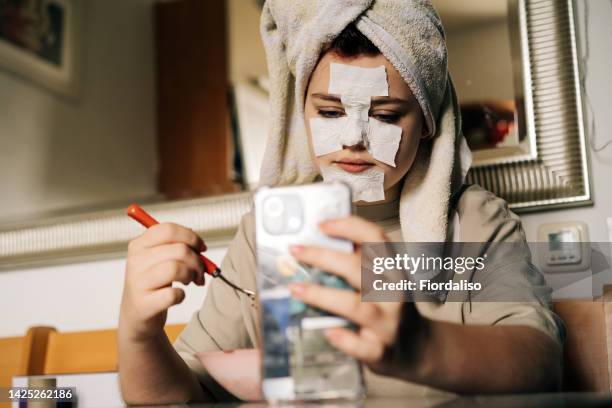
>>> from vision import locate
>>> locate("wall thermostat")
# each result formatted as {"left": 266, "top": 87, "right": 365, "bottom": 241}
{"left": 537, "top": 221, "right": 590, "bottom": 273}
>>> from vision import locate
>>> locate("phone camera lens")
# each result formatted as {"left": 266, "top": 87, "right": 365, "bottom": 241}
{"left": 264, "top": 196, "right": 284, "bottom": 218}
{"left": 287, "top": 216, "right": 302, "bottom": 230}
{"left": 261, "top": 194, "right": 303, "bottom": 235}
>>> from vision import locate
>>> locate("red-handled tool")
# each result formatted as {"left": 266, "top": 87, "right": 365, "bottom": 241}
{"left": 127, "top": 203, "right": 255, "bottom": 299}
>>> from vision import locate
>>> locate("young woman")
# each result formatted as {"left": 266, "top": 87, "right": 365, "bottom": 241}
{"left": 118, "top": 0, "right": 563, "bottom": 404}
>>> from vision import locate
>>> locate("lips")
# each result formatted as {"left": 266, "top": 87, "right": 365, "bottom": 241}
{"left": 333, "top": 159, "right": 375, "bottom": 173}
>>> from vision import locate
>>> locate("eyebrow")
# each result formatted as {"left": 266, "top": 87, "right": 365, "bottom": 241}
{"left": 371, "top": 96, "right": 412, "bottom": 106}
{"left": 311, "top": 93, "right": 412, "bottom": 106}
{"left": 311, "top": 93, "right": 341, "bottom": 102}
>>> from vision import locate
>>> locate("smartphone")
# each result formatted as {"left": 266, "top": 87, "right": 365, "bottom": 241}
{"left": 254, "top": 181, "right": 365, "bottom": 402}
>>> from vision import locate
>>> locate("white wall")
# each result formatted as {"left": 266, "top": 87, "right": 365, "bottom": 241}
{"left": 0, "top": 0, "right": 158, "bottom": 222}
{"left": 0, "top": 247, "right": 227, "bottom": 338}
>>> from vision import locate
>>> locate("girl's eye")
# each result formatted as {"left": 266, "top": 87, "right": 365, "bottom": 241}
{"left": 317, "top": 109, "right": 345, "bottom": 118}
{"left": 372, "top": 113, "right": 401, "bottom": 123}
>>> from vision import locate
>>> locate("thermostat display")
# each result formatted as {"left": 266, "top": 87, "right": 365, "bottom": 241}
{"left": 547, "top": 229, "right": 581, "bottom": 265}
{"left": 538, "top": 221, "right": 590, "bottom": 273}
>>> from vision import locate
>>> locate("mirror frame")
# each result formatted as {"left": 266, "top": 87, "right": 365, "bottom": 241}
{"left": 466, "top": 0, "right": 591, "bottom": 212}
{"left": 0, "top": 193, "right": 253, "bottom": 271}
{"left": 0, "top": 0, "right": 591, "bottom": 270}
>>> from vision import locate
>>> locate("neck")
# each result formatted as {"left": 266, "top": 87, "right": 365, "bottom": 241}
{"left": 355, "top": 180, "right": 402, "bottom": 207}
{"left": 354, "top": 181, "right": 401, "bottom": 222}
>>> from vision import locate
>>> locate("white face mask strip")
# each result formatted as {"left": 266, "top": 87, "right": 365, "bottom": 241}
{"left": 309, "top": 117, "right": 345, "bottom": 156}
{"left": 366, "top": 119, "right": 402, "bottom": 167}
{"left": 321, "top": 165, "right": 385, "bottom": 202}
{"left": 328, "top": 63, "right": 388, "bottom": 97}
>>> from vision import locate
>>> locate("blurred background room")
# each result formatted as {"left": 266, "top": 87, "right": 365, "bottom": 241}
{"left": 0, "top": 0, "right": 611, "bottom": 405}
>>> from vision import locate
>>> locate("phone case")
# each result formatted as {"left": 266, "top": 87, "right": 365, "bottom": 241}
{"left": 254, "top": 181, "right": 365, "bottom": 402}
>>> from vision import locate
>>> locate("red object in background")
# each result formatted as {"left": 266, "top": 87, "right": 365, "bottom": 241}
{"left": 461, "top": 101, "right": 517, "bottom": 150}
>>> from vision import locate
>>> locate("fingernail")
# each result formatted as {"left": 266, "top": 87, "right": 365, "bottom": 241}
{"left": 288, "top": 283, "right": 306, "bottom": 298}
{"left": 289, "top": 245, "right": 304, "bottom": 255}
{"left": 319, "top": 220, "right": 332, "bottom": 228}
{"left": 324, "top": 328, "right": 340, "bottom": 341}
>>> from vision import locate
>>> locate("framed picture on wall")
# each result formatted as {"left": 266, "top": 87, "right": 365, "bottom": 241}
{"left": 0, "top": 0, "right": 81, "bottom": 97}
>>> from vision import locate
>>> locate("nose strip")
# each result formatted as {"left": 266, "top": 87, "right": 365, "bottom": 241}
{"left": 341, "top": 116, "right": 367, "bottom": 147}
{"left": 339, "top": 93, "right": 370, "bottom": 148}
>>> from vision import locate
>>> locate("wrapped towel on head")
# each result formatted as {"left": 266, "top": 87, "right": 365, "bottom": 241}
{"left": 259, "top": 0, "right": 473, "bottom": 242}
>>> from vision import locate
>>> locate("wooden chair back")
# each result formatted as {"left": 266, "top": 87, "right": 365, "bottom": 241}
{"left": 42, "top": 324, "right": 186, "bottom": 375}
{"left": 0, "top": 327, "right": 55, "bottom": 408}
{"left": 554, "top": 286, "right": 612, "bottom": 391}
{"left": 11, "top": 296, "right": 611, "bottom": 391}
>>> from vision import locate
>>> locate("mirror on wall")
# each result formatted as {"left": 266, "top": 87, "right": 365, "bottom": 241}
{"left": 0, "top": 0, "right": 589, "bottom": 230}
{"left": 0, "top": 0, "right": 268, "bottom": 225}
{"left": 1, "top": 0, "right": 160, "bottom": 223}
{"left": 433, "top": 0, "right": 535, "bottom": 167}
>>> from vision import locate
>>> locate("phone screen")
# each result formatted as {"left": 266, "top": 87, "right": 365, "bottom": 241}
{"left": 254, "top": 182, "right": 364, "bottom": 401}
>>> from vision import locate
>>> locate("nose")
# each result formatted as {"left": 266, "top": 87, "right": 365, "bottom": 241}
{"left": 341, "top": 117, "right": 367, "bottom": 150}
{"left": 342, "top": 142, "right": 367, "bottom": 152}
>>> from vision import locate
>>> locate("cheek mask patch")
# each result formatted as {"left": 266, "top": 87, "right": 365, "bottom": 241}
{"left": 311, "top": 63, "right": 402, "bottom": 202}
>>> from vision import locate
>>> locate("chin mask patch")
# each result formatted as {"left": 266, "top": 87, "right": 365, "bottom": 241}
{"left": 310, "top": 63, "right": 402, "bottom": 167}
{"left": 321, "top": 165, "right": 385, "bottom": 203}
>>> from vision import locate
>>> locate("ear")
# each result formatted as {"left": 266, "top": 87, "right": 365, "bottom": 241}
{"left": 420, "top": 120, "right": 429, "bottom": 139}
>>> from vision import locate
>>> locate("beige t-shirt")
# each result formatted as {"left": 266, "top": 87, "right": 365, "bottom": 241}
{"left": 174, "top": 184, "right": 564, "bottom": 400}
